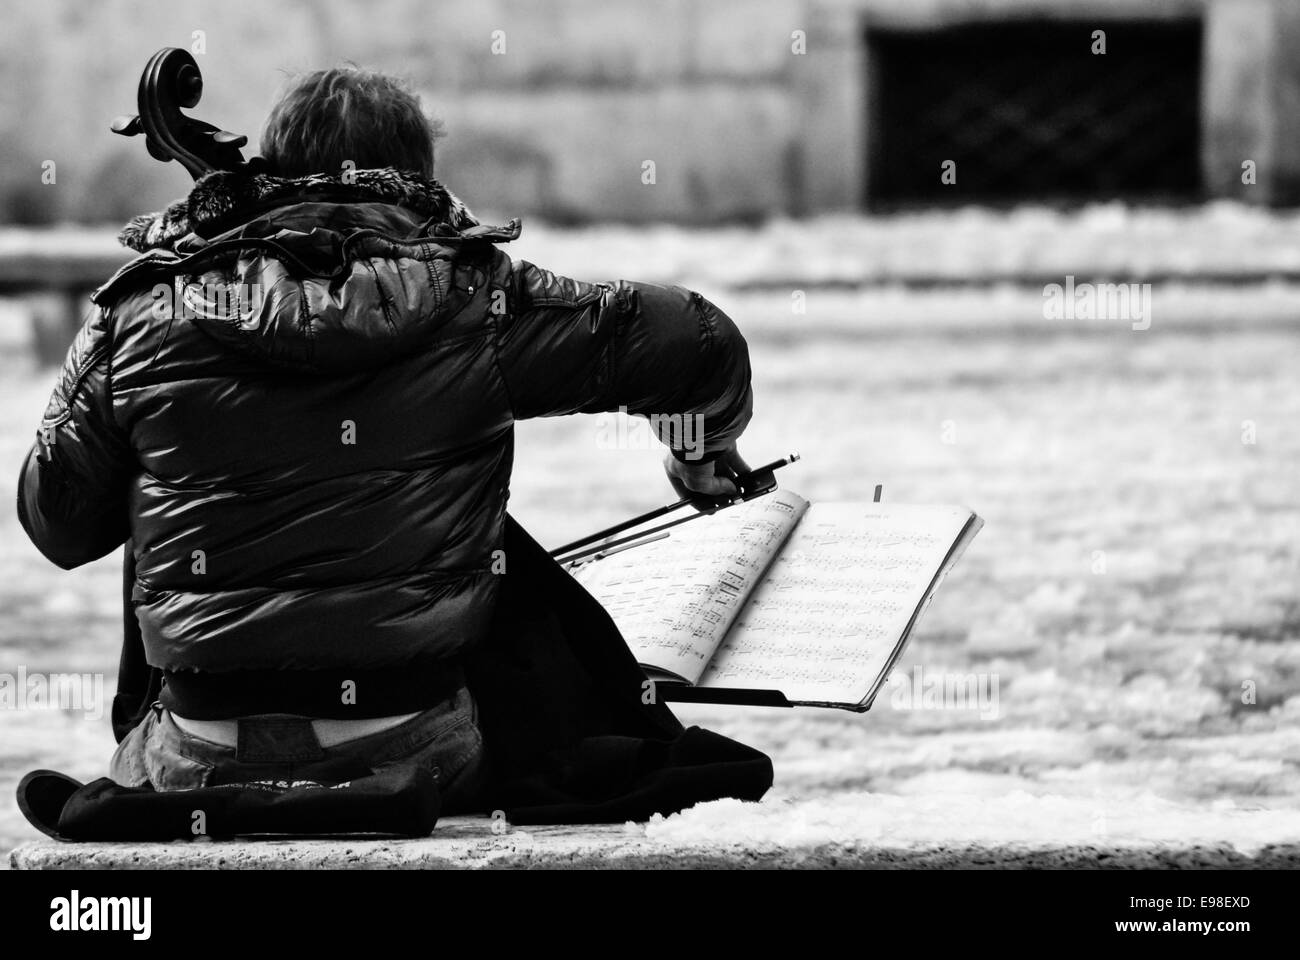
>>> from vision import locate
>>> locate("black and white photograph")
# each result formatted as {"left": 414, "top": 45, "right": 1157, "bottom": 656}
{"left": 0, "top": 0, "right": 1294, "bottom": 934}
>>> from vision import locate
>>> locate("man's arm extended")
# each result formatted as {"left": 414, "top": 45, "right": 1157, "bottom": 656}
{"left": 17, "top": 305, "right": 133, "bottom": 569}
{"left": 493, "top": 260, "right": 753, "bottom": 482}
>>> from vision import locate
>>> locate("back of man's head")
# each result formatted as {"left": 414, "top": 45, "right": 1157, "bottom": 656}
{"left": 260, "top": 66, "right": 444, "bottom": 178}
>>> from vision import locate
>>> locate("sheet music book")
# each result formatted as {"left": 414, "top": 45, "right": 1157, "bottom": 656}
{"left": 569, "top": 489, "right": 983, "bottom": 710}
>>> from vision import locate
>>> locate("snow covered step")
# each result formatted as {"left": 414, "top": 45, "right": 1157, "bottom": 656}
{"left": 11, "top": 816, "right": 1300, "bottom": 870}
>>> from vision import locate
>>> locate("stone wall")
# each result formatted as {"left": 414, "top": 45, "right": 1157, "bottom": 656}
{"left": 0, "top": 0, "right": 1297, "bottom": 226}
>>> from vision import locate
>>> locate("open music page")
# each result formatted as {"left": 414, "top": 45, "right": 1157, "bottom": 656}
{"left": 698, "top": 503, "right": 982, "bottom": 706}
{"left": 570, "top": 489, "right": 809, "bottom": 683}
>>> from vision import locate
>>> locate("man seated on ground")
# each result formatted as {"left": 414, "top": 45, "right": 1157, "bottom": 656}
{"left": 17, "top": 66, "right": 754, "bottom": 814}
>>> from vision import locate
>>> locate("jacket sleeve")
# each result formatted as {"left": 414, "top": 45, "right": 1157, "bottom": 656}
{"left": 494, "top": 260, "right": 753, "bottom": 461}
{"left": 17, "top": 304, "right": 133, "bottom": 569}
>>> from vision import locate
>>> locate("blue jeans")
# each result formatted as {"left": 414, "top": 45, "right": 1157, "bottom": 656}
{"left": 109, "top": 686, "right": 486, "bottom": 815}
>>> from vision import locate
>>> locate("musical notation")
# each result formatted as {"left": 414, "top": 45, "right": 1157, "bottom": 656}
{"left": 698, "top": 503, "right": 976, "bottom": 704}
{"left": 571, "top": 489, "right": 810, "bottom": 683}
{"left": 573, "top": 493, "right": 976, "bottom": 705}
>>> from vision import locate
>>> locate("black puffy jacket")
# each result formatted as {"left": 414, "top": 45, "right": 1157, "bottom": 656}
{"left": 18, "top": 168, "right": 752, "bottom": 718}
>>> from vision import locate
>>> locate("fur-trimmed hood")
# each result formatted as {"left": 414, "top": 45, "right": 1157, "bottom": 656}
{"left": 98, "top": 166, "right": 517, "bottom": 378}
{"left": 118, "top": 166, "right": 480, "bottom": 253}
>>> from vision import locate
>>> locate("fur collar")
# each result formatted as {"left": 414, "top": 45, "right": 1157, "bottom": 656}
{"left": 118, "top": 167, "right": 479, "bottom": 253}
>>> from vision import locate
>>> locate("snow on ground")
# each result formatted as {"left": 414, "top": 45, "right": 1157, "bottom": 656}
{"left": 635, "top": 792, "right": 1300, "bottom": 854}
{"left": 1, "top": 214, "right": 1298, "bottom": 858}
{"left": 15, "top": 199, "right": 1300, "bottom": 292}
{"left": 503, "top": 201, "right": 1300, "bottom": 286}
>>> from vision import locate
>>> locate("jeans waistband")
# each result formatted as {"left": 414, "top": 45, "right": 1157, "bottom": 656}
{"left": 154, "top": 685, "right": 477, "bottom": 774}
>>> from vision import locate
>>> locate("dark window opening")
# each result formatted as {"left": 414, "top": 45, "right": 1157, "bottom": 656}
{"left": 866, "top": 19, "right": 1204, "bottom": 207}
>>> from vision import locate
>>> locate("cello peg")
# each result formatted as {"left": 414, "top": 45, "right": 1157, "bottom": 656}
{"left": 111, "top": 114, "right": 143, "bottom": 137}
{"left": 210, "top": 130, "right": 248, "bottom": 148}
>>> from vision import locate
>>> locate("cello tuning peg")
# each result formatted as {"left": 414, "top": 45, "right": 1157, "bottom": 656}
{"left": 111, "top": 114, "right": 143, "bottom": 137}
{"left": 210, "top": 130, "right": 248, "bottom": 148}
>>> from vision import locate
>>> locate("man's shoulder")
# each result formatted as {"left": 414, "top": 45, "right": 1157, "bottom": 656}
{"left": 91, "top": 249, "right": 184, "bottom": 313}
